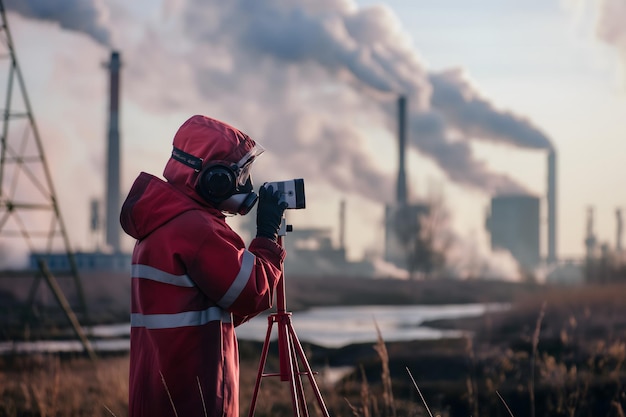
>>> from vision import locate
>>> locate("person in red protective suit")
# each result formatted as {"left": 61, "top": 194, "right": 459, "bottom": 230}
{"left": 120, "top": 115, "right": 288, "bottom": 417}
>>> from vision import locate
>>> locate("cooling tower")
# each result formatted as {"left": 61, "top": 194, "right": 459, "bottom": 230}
{"left": 105, "top": 51, "right": 121, "bottom": 252}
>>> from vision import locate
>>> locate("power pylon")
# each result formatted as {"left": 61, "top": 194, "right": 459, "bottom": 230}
{"left": 0, "top": 1, "right": 95, "bottom": 359}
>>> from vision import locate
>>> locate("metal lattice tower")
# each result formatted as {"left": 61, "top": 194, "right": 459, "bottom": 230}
{"left": 0, "top": 1, "right": 95, "bottom": 359}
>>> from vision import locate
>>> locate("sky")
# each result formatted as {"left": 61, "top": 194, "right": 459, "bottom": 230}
{"left": 0, "top": 0, "right": 624, "bottom": 279}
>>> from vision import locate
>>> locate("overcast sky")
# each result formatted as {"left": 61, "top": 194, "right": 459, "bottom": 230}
{"left": 1, "top": 0, "right": 624, "bottom": 278}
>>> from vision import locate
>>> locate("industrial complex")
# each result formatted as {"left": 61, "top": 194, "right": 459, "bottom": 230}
{"left": 2, "top": 48, "right": 624, "bottom": 285}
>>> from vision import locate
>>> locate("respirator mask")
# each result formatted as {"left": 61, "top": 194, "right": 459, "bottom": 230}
{"left": 171, "top": 144, "right": 264, "bottom": 215}
{"left": 196, "top": 144, "right": 264, "bottom": 215}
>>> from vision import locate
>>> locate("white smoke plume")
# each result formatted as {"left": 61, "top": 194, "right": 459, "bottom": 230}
{"left": 428, "top": 69, "right": 553, "bottom": 151}
{"left": 563, "top": 0, "right": 626, "bottom": 84}
{"left": 596, "top": 0, "right": 626, "bottom": 45}
{"left": 6, "top": 0, "right": 551, "bottom": 199}
{"left": 173, "top": 0, "right": 548, "bottom": 197}
{"left": 596, "top": 0, "right": 626, "bottom": 82}
{"left": 1, "top": 0, "right": 556, "bottom": 279}
{"left": 3, "top": 0, "right": 112, "bottom": 45}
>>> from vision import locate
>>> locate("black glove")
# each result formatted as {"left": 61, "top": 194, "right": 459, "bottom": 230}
{"left": 256, "top": 184, "right": 289, "bottom": 241}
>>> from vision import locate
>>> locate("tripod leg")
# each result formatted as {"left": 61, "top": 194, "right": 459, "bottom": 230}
{"left": 288, "top": 331, "right": 310, "bottom": 417}
{"left": 248, "top": 315, "right": 275, "bottom": 417}
{"left": 288, "top": 322, "right": 331, "bottom": 417}
{"left": 278, "top": 314, "right": 302, "bottom": 417}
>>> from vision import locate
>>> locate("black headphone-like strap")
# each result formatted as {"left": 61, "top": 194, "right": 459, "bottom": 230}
{"left": 172, "top": 147, "right": 203, "bottom": 171}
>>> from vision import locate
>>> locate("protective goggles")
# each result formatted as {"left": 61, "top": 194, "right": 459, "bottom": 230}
{"left": 233, "top": 144, "right": 264, "bottom": 186}
{"left": 171, "top": 143, "right": 264, "bottom": 187}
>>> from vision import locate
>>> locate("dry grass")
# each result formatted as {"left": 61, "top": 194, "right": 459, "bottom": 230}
{"left": 0, "top": 354, "right": 128, "bottom": 417}
{"left": 336, "top": 283, "right": 626, "bottom": 417}
{"left": 2, "top": 282, "right": 626, "bottom": 416}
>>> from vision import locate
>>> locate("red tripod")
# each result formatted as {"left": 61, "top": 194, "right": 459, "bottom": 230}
{"left": 247, "top": 226, "right": 331, "bottom": 417}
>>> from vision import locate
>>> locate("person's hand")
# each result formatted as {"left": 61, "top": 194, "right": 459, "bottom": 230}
{"left": 256, "top": 184, "right": 289, "bottom": 241}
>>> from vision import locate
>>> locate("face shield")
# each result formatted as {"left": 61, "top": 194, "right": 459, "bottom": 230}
{"left": 233, "top": 143, "right": 264, "bottom": 187}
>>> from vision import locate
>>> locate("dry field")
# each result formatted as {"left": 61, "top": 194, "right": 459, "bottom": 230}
{"left": 1, "top": 280, "right": 626, "bottom": 416}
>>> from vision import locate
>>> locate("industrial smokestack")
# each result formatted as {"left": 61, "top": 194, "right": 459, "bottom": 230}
{"left": 105, "top": 50, "right": 121, "bottom": 253}
{"left": 585, "top": 206, "right": 596, "bottom": 260}
{"left": 339, "top": 200, "right": 346, "bottom": 250}
{"left": 547, "top": 149, "right": 557, "bottom": 263}
{"left": 617, "top": 208, "right": 623, "bottom": 252}
{"left": 396, "top": 95, "right": 408, "bottom": 206}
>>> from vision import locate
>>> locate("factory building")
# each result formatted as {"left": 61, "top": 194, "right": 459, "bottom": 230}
{"left": 580, "top": 207, "right": 626, "bottom": 284}
{"left": 282, "top": 225, "right": 374, "bottom": 277}
{"left": 28, "top": 251, "right": 130, "bottom": 272}
{"left": 485, "top": 194, "right": 541, "bottom": 271}
{"left": 485, "top": 148, "right": 558, "bottom": 272}
{"left": 384, "top": 204, "right": 430, "bottom": 269}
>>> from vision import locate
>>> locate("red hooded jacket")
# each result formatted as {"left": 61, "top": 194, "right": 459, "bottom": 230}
{"left": 120, "top": 115, "right": 284, "bottom": 417}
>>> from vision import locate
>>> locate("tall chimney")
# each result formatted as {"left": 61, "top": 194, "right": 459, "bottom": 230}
{"left": 547, "top": 149, "right": 557, "bottom": 263}
{"left": 585, "top": 206, "right": 596, "bottom": 260}
{"left": 105, "top": 51, "right": 121, "bottom": 252}
{"left": 617, "top": 208, "right": 623, "bottom": 252}
{"left": 339, "top": 200, "right": 346, "bottom": 250}
{"left": 396, "top": 95, "right": 408, "bottom": 206}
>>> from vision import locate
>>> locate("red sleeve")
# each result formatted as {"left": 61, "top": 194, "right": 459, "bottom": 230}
{"left": 185, "top": 212, "right": 285, "bottom": 318}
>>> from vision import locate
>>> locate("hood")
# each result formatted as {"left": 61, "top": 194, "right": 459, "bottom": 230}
{"left": 163, "top": 115, "right": 258, "bottom": 202}
{"left": 120, "top": 172, "right": 223, "bottom": 240}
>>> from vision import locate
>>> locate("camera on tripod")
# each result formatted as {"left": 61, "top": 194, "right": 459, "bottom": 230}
{"left": 263, "top": 178, "right": 305, "bottom": 210}
{"left": 250, "top": 177, "right": 330, "bottom": 417}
